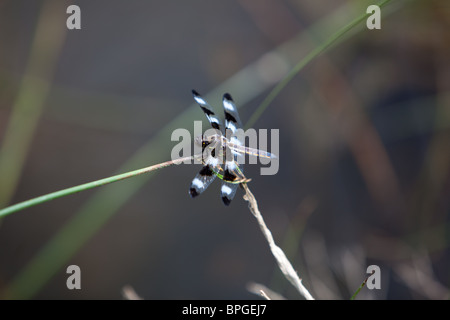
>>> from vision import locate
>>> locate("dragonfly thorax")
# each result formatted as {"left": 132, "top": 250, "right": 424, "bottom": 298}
{"left": 195, "top": 134, "right": 237, "bottom": 165}
{"left": 194, "top": 134, "right": 225, "bottom": 156}
{"left": 194, "top": 134, "right": 222, "bottom": 147}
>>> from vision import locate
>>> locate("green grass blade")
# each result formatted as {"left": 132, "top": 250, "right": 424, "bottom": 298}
{"left": 350, "top": 271, "right": 374, "bottom": 300}
{"left": 0, "top": 157, "right": 192, "bottom": 218}
{"left": 0, "top": 1, "right": 66, "bottom": 207}
{"left": 246, "top": 0, "right": 392, "bottom": 129}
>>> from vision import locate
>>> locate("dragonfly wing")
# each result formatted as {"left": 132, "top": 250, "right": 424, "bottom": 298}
{"left": 189, "top": 165, "right": 217, "bottom": 198}
{"left": 189, "top": 152, "right": 223, "bottom": 198}
{"left": 220, "top": 159, "right": 245, "bottom": 206}
{"left": 222, "top": 93, "right": 243, "bottom": 131}
{"left": 222, "top": 93, "right": 243, "bottom": 135}
{"left": 222, "top": 92, "right": 246, "bottom": 166}
{"left": 221, "top": 94, "right": 246, "bottom": 206}
{"left": 228, "top": 144, "right": 277, "bottom": 159}
{"left": 221, "top": 181, "right": 239, "bottom": 206}
{"left": 192, "top": 90, "right": 222, "bottom": 132}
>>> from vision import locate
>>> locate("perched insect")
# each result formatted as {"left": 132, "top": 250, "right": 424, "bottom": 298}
{"left": 189, "top": 90, "right": 276, "bottom": 205}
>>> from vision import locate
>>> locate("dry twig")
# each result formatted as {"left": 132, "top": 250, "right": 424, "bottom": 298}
{"left": 242, "top": 184, "right": 314, "bottom": 300}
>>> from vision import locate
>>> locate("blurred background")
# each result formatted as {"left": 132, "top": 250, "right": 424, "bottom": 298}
{"left": 0, "top": 0, "right": 449, "bottom": 299}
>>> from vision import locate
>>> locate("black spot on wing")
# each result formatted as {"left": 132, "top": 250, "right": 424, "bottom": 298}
{"left": 211, "top": 122, "right": 220, "bottom": 130}
{"left": 223, "top": 169, "right": 237, "bottom": 181}
{"left": 223, "top": 93, "right": 233, "bottom": 101}
{"left": 224, "top": 112, "right": 237, "bottom": 125}
{"left": 199, "top": 166, "right": 214, "bottom": 176}
{"left": 222, "top": 196, "right": 231, "bottom": 206}
{"left": 189, "top": 187, "right": 199, "bottom": 198}
{"left": 200, "top": 106, "right": 215, "bottom": 117}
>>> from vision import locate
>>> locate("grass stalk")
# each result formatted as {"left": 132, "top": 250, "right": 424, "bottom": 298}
{"left": 0, "top": 1, "right": 66, "bottom": 207}
{"left": 246, "top": 0, "right": 392, "bottom": 129}
{"left": 242, "top": 183, "right": 314, "bottom": 300}
{"left": 350, "top": 270, "right": 374, "bottom": 300}
{"left": 0, "top": 156, "right": 193, "bottom": 218}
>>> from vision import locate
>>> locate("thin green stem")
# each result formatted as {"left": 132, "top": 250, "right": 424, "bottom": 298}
{"left": 0, "top": 156, "right": 193, "bottom": 218}
{"left": 350, "top": 270, "right": 375, "bottom": 300}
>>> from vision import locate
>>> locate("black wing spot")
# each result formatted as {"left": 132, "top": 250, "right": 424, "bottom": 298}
{"left": 222, "top": 196, "right": 231, "bottom": 206}
{"left": 189, "top": 187, "right": 199, "bottom": 198}
{"left": 201, "top": 106, "right": 215, "bottom": 117}
{"left": 211, "top": 122, "right": 220, "bottom": 130}
{"left": 199, "top": 166, "right": 214, "bottom": 176}
{"left": 223, "top": 169, "right": 237, "bottom": 181}
{"left": 223, "top": 93, "right": 233, "bottom": 101}
{"left": 224, "top": 112, "right": 237, "bottom": 124}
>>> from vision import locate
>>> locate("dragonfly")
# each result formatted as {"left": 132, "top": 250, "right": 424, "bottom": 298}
{"left": 189, "top": 90, "right": 277, "bottom": 206}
